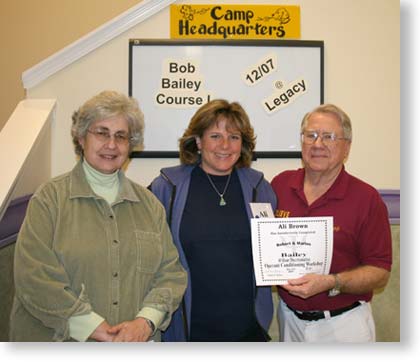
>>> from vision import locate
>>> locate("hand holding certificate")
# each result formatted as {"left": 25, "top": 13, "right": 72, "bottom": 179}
{"left": 251, "top": 217, "right": 333, "bottom": 286}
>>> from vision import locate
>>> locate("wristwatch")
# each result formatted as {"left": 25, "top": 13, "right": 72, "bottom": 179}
{"left": 328, "top": 273, "right": 342, "bottom": 297}
{"left": 143, "top": 318, "right": 155, "bottom": 333}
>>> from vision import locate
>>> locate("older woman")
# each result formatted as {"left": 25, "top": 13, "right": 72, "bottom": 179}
{"left": 150, "top": 99, "right": 276, "bottom": 342}
{"left": 10, "top": 91, "right": 187, "bottom": 342}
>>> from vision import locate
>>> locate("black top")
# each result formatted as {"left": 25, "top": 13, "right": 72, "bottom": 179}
{"left": 180, "top": 166, "right": 262, "bottom": 341}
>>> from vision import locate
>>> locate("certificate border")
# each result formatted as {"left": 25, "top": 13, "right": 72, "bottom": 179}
{"left": 255, "top": 218, "right": 331, "bottom": 283}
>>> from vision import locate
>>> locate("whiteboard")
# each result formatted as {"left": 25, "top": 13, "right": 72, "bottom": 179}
{"left": 129, "top": 39, "right": 324, "bottom": 158}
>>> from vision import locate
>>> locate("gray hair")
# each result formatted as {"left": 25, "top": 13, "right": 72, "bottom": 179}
{"left": 71, "top": 90, "right": 144, "bottom": 156}
{"left": 300, "top": 103, "right": 352, "bottom": 141}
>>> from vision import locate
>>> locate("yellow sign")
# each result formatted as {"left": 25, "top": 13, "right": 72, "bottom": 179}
{"left": 170, "top": 4, "right": 300, "bottom": 39}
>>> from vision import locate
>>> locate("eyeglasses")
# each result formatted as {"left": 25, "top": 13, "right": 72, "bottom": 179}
{"left": 87, "top": 128, "right": 131, "bottom": 145}
{"left": 301, "top": 130, "right": 349, "bottom": 145}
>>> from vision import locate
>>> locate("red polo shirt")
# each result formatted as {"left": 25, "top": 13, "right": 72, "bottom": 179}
{"left": 271, "top": 167, "right": 392, "bottom": 311}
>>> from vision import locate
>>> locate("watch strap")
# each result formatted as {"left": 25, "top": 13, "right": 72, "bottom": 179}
{"left": 328, "top": 273, "right": 341, "bottom": 297}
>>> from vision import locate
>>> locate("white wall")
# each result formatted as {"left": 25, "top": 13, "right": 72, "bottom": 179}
{"left": 0, "top": 99, "right": 54, "bottom": 219}
{"left": 26, "top": 0, "right": 400, "bottom": 189}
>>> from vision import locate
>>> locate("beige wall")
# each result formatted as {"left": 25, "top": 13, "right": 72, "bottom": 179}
{"left": 0, "top": 0, "right": 142, "bottom": 132}
{"left": 24, "top": 0, "right": 400, "bottom": 190}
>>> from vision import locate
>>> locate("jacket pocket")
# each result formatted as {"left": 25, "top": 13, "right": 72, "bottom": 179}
{"left": 135, "top": 230, "right": 163, "bottom": 274}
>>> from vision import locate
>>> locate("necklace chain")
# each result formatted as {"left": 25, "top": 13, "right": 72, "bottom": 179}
{"left": 204, "top": 171, "right": 232, "bottom": 206}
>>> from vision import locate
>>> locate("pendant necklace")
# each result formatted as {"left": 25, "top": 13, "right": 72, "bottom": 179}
{"left": 204, "top": 171, "right": 232, "bottom": 206}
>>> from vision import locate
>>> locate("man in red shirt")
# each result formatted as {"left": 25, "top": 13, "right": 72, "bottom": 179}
{"left": 271, "top": 104, "right": 392, "bottom": 342}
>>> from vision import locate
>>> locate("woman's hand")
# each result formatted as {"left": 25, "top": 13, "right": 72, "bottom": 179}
{"left": 89, "top": 321, "right": 116, "bottom": 342}
{"left": 107, "top": 318, "right": 153, "bottom": 342}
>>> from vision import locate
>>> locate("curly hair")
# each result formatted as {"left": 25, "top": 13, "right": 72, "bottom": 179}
{"left": 71, "top": 90, "right": 144, "bottom": 156}
{"left": 179, "top": 99, "right": 256, "bottom": 168}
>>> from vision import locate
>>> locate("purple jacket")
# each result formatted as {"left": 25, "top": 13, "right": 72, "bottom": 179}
{"left": 150, "top": 164, "right": 276, "bottom": 341}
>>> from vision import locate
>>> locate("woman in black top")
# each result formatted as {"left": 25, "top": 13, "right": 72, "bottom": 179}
{"left": 150, "top": 99, "right": 277, "bottom": 341}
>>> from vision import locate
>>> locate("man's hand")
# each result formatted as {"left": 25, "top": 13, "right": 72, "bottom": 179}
{"left": 281, "top": 273, "right": 334, "bottom": 299}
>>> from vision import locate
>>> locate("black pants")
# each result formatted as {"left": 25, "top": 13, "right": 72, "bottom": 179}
{"left": 190, "top": 324, "right": 270, "bottom": 342}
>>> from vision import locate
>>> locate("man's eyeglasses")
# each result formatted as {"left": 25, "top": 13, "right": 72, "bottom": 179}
{"left": 87, "top": 128, "right": 131, "bottom": 145}
{"left": 301, "top": 131, "right": 349, "bottom": 145}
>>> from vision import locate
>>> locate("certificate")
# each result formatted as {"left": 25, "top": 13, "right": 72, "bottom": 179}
{"left": 251, "top": 217, "right": 333, "bottom": 286}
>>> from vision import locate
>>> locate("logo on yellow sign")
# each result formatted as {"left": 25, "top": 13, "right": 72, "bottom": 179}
{"left": 170, "top": 4, "right": 300, "bottom": 39}
{"left": 275, "top": 209, "right": 291, "bottom": 218}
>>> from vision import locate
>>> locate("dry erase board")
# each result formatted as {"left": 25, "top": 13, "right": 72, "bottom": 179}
{"left": 129, "top": 39, "right": 324, "bottom": 158}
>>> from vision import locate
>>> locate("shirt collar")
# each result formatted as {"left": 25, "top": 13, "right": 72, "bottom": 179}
{"left": 82, "top": 159, "right": 119, "bottom": 188}
{"left": 69, "top": 160, "right": 141, "bottom": 203}
{"left": 291, "top": 166, "right": 349, "bottom": 201}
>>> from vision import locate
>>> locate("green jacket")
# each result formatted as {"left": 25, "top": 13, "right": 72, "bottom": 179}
{"left": 10, "top": 161, "right": 187, "bottom": 341}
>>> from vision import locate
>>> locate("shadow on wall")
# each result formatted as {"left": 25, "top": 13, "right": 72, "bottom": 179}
{"left": 371, "top": 225, "right": 400, "bottom": 342}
